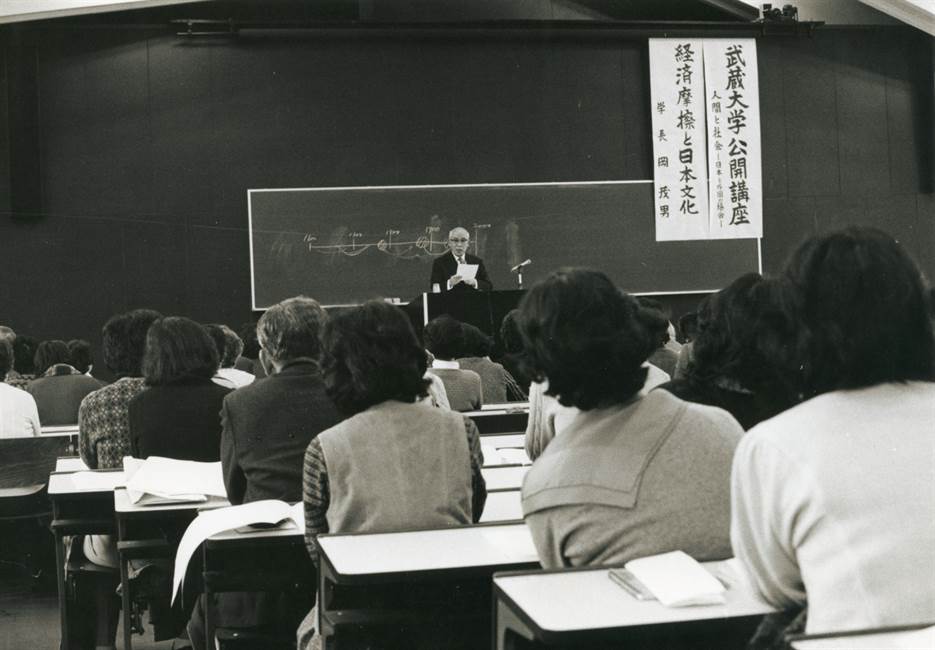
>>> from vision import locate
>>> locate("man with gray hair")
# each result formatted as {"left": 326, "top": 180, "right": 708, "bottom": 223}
{"left": 190, "top": 296, "right": 344, "bottom": 650}
{"left": 430, "top": 226, "right": 492, "bottom": 291}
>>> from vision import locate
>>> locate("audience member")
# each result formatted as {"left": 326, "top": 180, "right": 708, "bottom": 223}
{"left": 423, "top": 315, "right": 482, "bottom": 411}
{"left": 657, "top": 273, "right": 801, "bottom": 429}
{"left": 67, "top": 338, "right": 94, "bottom": 375}
{"left": 298, "top": 301, "right": 486, "bottom": 648}
{"left": 638, "top": 299, "right": 679, "bottom": 376}
{"left": 0, "top": 338, "right": 41, "bottom": 438}
{"left": 0, "top": 325, "right": 14, "bottom": 341}
{"left": 524, "top": 302, "right": 670, "bottom": 461}
{"left": 188, "top": 298, "right": 342, "bottom": 650}
{"left": 6, "top": 335, "right": 38, "bottom": 390}
{"left": 27, "top": 339, "right": 104, "bottom": 425}
{"left": 496, "top": 309, "right": 533, "bottom": 390}
{"left": 458, "top": 322, "right": 525, "bottom": 403}
{"left": 79, "top": 309, "right": 162, "bottom": 469}
{"left": 128, "top": 317, "right": 230, "bottom": 461}
{"left": 673, "top": 311, "right": 698, "bottom": 379}
{"left": 731, "top": 227, "right": 935, "bottom": 635}
{"left": 77, "top": 309, "right": 164, "bottom": 650}
{"left": 235, "top": 321, "right": 267, "bottom": 378}
{"left": 519, "top": 269, "right": 743, "bottom": 568}
{"left": 206, "top": 323, "right": 255, "bottom": 389}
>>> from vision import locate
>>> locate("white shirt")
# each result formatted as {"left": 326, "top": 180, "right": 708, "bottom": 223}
{"left": 731, "top": 382, "right": 935, "bottom": 633}
{"left": 0, "top": 382, "right": 42, "bottom": 438}
{"left": 431, "top": 359, "right": 460, "bottom": 370}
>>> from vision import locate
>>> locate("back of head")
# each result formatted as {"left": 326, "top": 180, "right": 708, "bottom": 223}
{"left": 12, "top": 336, "right": 37, "bottom": 375}
{"left": 690, "top": 273, "right": 802, "bottom": 404}
{"left": 204, "top": 324, "right": 243, "bottom": 369}
{"left": 677, "top": 311, "right": 699, "bottom": 343}
{"left": 0, "top": 338, "right": 12, "bottom": 380}
{"left": 102, "top": 309, "right": 162, "bottom": 378}
{"left": 34, "top": 340, "right": 71, "bottom": 375}
{"left": 637, "top": 297, "right": 670, "bottom": 347}
{"left": 67, "top": 339, "right": 93, "bottom": 374}
{"left": 257, "top": 296, "right": 327, "bottom": 365}
{"left": 499, "top": 309, "right": 524, "bottom": 354}
{"left": 238, "top": 322, "right": 261, "bottom": 359}
{"left": 322, "top": 300, "right": 429, "bottom": 415}
{"left": 0, "top": 325, "right": 15, "bottom": 342}
{"left": 142, "top": 316, "right": 219, "bottom": 386}
{"left": 461, "top": 323, "right": 492, "bottom": 358}
{"left": 783, "top": 226, "right": 934, "bottom": 396}
{"left": 423, "top": 315, "right": 465, "bottom": 361}
{"left": 518, "top": 268, "right": 652, "bottom": 410}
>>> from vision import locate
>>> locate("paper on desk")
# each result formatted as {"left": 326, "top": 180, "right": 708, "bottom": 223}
{"left": 124, "top": 456, "right": 226, "bottom": 505}
{"left": 497, "top": 448, "right": 531, "bottom": 465}
{"left": 456, "top": 263, "right": 478, "bottom": 280}
{"left": 171, "top": 500, "right": 304, "bottom": 604}
{"left": 625, "top": 550, "right": 726, "bottom": 607}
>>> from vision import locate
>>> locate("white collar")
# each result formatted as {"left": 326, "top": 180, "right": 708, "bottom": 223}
{"left": 432, "top": 359, "right": 460, "bottom": 369}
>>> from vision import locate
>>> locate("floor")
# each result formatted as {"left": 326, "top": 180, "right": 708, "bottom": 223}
{"left": 0, "top": 527, "right": 175, "bottom": 650}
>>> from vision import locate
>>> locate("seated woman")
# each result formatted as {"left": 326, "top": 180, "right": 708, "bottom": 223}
{"left": 656, "top": 273, "right": 801, "bottom": 429}
{"left": 457, "top": 322, "right": 525, "bottom": 403}
{"left": 519, "top": 268, "right": 744, "bottom": 568}
{"left": 0, "top": 338, "right": 41, "bottom": 438}
{"left": 129, "top": 317, "right": 231, "bottom": 461}
{"left": 731, "top": 227, "right": 935, "bottom": 635}
{"left": 27, "top": 339, "right": 104, "bottom": 425}
{"left": 299, "top": 301, "right": 486, "bottom": 649}
{"left": 423, "top": 315, "right": 482, "bottom": 411}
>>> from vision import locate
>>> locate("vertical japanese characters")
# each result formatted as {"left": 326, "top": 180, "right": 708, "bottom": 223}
{"left": 649, "top": 38, "right": 762, "bottom": 241}
{"left": 649, "top": 39, "right": 709, "bottom": 242}
{"left": 704, "top": 39, "right": 762, "bottom": 239}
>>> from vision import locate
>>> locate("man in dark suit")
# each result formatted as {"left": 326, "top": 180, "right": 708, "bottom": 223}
{"left": 220, "top": 296, "right": 343, "bottom": 504}
{"left": 430, "top": 226, "right": 493, "bottom": 291}
{"left": 189, "top": 296, "right": 342, "bottom": 650}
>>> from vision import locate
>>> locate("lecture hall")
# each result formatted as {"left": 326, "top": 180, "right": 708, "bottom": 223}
{"left": 1, "top": 0, "right": 934, "bottom": 649}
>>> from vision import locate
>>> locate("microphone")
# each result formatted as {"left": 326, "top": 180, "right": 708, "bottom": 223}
{"left": 511, "top": 259, "right": 532, "bottom": 273}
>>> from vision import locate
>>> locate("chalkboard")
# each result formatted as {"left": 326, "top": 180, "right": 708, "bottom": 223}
{"left": 248, "top": 181, "right": 759, "bottom": 309}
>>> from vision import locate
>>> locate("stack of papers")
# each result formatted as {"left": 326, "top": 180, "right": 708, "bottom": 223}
{"left": 623, "top": 550, "right": 726, "bottom": 607}
{"left": 481, "top": 445, "right": 531, "bottom": 466}
{"left": 123, "top": 456, "right": 226, "bottom": 505}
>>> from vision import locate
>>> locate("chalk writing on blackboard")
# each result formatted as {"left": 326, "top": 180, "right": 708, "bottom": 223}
{"left": 299, "top": 223, "right": 493, "bottom": 260}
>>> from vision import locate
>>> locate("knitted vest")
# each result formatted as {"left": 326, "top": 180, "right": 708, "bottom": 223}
{"left": 319, "top": 400, "right": 473, "bottom": 533}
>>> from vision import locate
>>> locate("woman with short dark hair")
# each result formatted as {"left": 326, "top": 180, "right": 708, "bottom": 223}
{"left": 657, "top": 273, "right": 802, "bottom": 429}
{"left": 519, "top": 268, "right": 744, "bottom": 568}
{"left": 128, "top": 317, "right": 230, "bottom": 461}
{"left": 731, "top": 227, "right": 935, "bottom": 636}
{"left": 299, "top": 301, "right": 487, "bottom": 649}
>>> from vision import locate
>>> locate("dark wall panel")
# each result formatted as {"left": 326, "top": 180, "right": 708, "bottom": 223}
{"left": 783, "top": 35, "right": 840, "bottom": 197}
{"left": 0, "top": 23, "right": 931, "bottom": 344}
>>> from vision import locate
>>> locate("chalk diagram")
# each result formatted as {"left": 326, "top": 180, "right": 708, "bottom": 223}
{"left": 298, "top": 223, "right": 492, "bottom": 260}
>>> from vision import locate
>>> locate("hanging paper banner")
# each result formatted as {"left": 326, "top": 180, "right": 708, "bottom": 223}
{"left": 649, "top": 39, "right": 709, "bottom": 242}
{"left": 704, "top": 39, "right": 762, "bottom": 239}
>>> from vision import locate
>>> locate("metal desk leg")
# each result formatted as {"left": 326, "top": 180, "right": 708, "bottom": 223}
{"left": 55, "top": 529, "right": 69, "bottom": 650}
{"left": 119, "top": 518, "right": 133, "bottom": 650}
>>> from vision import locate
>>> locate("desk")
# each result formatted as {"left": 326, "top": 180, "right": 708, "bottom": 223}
{"left": 479, "top": 489, "right": 523, "bottom": 523}
{"left": 317, "top": 522, "right": 540, "bottom": 649}
{"left": 201, "top": 524, "right": 314, "bottom": 650}
{"left": 113, "top": 488, "right": 230, "bottom": 650}
{"left": 493, "top": 562, "right": 777, "bottom": 649}
{"left": 467, "top": 410, "right": 529, "bottom": 434}
{"left": 56, "top": 456, "right": 90, "bottom": 472}
{"left": 41, "top": 424, "right": 80, "bottom": 453}
{"left": 481, "top": 432, "right": 526, "bottom": 448}
{"left": 48, "top": 469, "right": 127, "bottom": 650}
{"left": 482, "top": 465, "right": 530, "bottom": 491}
{"left": 790, "top": 624, "right": 935, "bottom": 649}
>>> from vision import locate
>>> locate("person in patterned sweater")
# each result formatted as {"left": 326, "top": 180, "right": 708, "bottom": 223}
{"left": 78, "top": 308, "right": 162, "bottom": 469}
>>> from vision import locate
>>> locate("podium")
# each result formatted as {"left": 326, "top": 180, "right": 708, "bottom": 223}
{"left": 404, "top": 290, "right": 525, "bottom": 341}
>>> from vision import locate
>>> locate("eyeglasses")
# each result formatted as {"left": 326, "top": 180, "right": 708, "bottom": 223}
{"left": 449, "top": 237, "right": 469, "bottom": 243}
